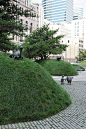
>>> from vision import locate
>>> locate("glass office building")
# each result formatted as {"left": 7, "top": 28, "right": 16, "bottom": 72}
{"left": 42, "top": 0, "right": 73, "bottom": 23}
{"left": 73, "top": 5, "right": 84, "bottom": 20}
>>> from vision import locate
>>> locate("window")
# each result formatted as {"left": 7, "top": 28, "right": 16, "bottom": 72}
{"left": 37, "top": 7, "right": 38, "bottom": 11}
{"left": 22, "top": 8, "right": 23, "bottom": 13}
{"left": 37, "top": 24, "right": 38, "bottom": 29}
{"left": 37, "top": 14, "right": 38, "bottom": 20}
{"left": 20, "top": 36, "right": 23, "bottom": 40}
{"left": 25, "top": 21, "right": 28, "bottom": 32}
{"left": 27, "top": 0, "right": 28, "bottom": 6}
{"left": 77, "top": 22, "right": 79, "bottom": 25}
{"left": 25, "top": 0, "right": 26, "bottom": 5}
{"left": 30, "top": 23, "right": 32, "bottom": 33}
{"left": 77, "top": 33, "right": 79, "bottom": 36}
{"left": 82, "top": 33, "right": 84, "bottom": 37}
{"left": 20, "top": 19, "right": 23, "bottom": 24}
{"left": 16, "top": 36, "right": 17, "bottom": 41}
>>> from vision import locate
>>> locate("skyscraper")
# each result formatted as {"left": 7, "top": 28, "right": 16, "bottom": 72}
{"left": 73, "top": 5, "right": 84, "bottom": 20}
{"left": 42, "top": 0, "right": 73, "bottom": 24}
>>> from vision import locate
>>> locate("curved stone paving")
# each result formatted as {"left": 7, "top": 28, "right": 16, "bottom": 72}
{"left": 1, "top": 81, "right": 86, "bottom": 128}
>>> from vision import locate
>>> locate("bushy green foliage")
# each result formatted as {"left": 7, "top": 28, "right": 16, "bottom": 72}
{"left": 76, "top": 49, "right": 86, "bottom": 61}
{"left": 0, "top": 0, "right": 36, "bottom": 52}
{"left": 0, "top": 33, "right": 18, "bottom": 52}
{"left": 22, "top": 24, "right": 68, "bottom": 59}
{"left": 36, "top": 59, "right": 78, "bottom": 76}
{"left": 0, "top": 52, "right": 71, "bottom": 125}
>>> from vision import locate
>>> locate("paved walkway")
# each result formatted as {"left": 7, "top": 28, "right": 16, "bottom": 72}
{"left": 52, "top": 70, "right": 86, "bottom": 82}
{"left": 0, "top": 71, "right": 86, "bottom": 129}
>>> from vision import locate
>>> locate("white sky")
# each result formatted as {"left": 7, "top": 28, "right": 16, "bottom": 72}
{"left": 74, "top": 0, "right": 86, "bottom": 18}
{"left": 36, "top": 0, "right": 86, "bottom": 18}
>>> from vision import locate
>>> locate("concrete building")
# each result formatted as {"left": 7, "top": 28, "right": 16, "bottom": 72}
{"left": 12, "top": 0, "right": 39, "bottom": 45}
{"left": 71, "top": 18, "right": 86, "bottom": 48}
{"left": 61, "top": 37, "right": 83, "bottom": 62}
{"left": 31, "top": 1, "right": 44, "bottom": 28}
{"left": 73, "top": 5, "right": 84, "bottom": 20}
{"left": 42, "top": 0, "right": 73, "bottom": 24}
{"left": 38, "top": 5, "right": 44, "bottom": 28}
{"left": 44, "top": 20, "right": 84, "bottom": 63}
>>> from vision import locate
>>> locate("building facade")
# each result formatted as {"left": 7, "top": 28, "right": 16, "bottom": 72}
{"left": 30, "top": 0, "right": 44, "bottom": 28}
{"left": 71, "top": 18, "right": 86, "bottom": 49}
{"left": 12, "top": 0, "right": 39, "bottom": 45}
{"left": 42, "top": 0, "right": 73, "bottom": 24}
{"left": 38, "top": 5, "right": 44, "bottom": 28}
{"left": 73, "top": 5, "right": 84, "bottom": 20}
{"left": 44, "top": 19, "right": 84, "bottom": 62}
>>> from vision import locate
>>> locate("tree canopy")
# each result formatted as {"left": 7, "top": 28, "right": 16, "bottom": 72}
{"left": 0, "top": 0, "right": 36, "bottom": 52}
{"left": 76, "top": 49, "right": 86, "bottom": 61}
{"left": 22, "top": 24, "right": 68, "bottom": 59}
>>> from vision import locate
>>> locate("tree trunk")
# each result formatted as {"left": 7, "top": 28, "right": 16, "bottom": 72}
{"left": 41, "top": 55, "right": 43, "bottom": 59}
{"left": 44, "top": 54, "right": 46, "bottom": 59}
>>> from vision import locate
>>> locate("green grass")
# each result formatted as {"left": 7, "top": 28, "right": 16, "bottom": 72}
{"left": 0, "top": 52, "right": 71, "bottom": 125}
{"left": 77, "top": 61, "right": 86, "bottom": 65}
{"left": 36, "top": 59, "right": 78, "bottom": 76}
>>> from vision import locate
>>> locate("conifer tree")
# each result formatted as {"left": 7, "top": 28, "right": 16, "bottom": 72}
{"left": 23, "top": 24, "right": 68, "bottom": 59}
{"left": 0, "top": 0, "right": 36, "bottom": 52}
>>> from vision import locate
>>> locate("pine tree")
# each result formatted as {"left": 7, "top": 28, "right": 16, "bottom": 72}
{"left": 0, "top": 0, "right": 36, "bottom": 52}
{"left": 22, "top": 24, "right": 68, "bottom": 59}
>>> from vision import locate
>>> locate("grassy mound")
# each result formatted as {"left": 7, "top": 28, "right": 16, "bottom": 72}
{"left": 72, "top": 64, "right": 85, "bottom": 71}
{"left": 36, "top": 59, "right": 78, "bottom": 76}
{"left": 0, "top": 52, "right": 71, "bottom": 125}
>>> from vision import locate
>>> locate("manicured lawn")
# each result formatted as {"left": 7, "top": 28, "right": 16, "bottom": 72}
{"left": 78, "top": 61, "right": 86, "bottom": 65}
{"left": 0, "top": 52, "right": 71, "bottom": 125}
{"left": 36, "top": 59, "right": 78, "bottom": 76}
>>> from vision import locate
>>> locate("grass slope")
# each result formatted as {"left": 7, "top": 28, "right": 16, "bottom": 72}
{"left": 78, "top": 61, "right": 86, "bottom": 65}
{"left": 0, "top": 53, "right": 71, "bottom": 125}
{"left": 72, "top": 64, "right": 85, "bottom": 71}
{"left": 36, "top": 59, "right": 78, "bottom": 76}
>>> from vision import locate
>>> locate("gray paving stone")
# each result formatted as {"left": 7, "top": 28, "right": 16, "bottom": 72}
{"left": 4, "top": 125, "right": 8, "bottom": 128}
{"left": 21, "top": 123, "right": 26, "bottom": 127}
{"left": 33, "top": 127, "right": 37, "bottom": 129}
{"left": 25, "top": 126, "right": 30, "bottom": 128}
{"left": 1, "top": 125, "right": 5, "bottom": 129}
{"left": 8, "top": 124, "right": 12, "bottom": 128}
{"left": 44, "top": 125, "right": 50, "bottom": 129}
{"left": 18, "top": 123, "right": 23, "bottom": 127}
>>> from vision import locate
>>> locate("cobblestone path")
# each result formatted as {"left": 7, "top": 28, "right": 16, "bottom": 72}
{"left": 0, "top": 81, "right": 86, "bottom": 129}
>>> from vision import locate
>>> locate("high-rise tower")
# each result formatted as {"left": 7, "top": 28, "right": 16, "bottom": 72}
{"left": 42, "top": 0, "right": 73, "bottom": 24}
{"left": 73, "top": 5, "right": 84, "bottom": 20}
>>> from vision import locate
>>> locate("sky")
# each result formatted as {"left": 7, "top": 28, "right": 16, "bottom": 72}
{"left": 34, "top": 0, "right": 86, "bottom": 18}
{"left": 74, "top": 0, "right": 86, "bottom": 18}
